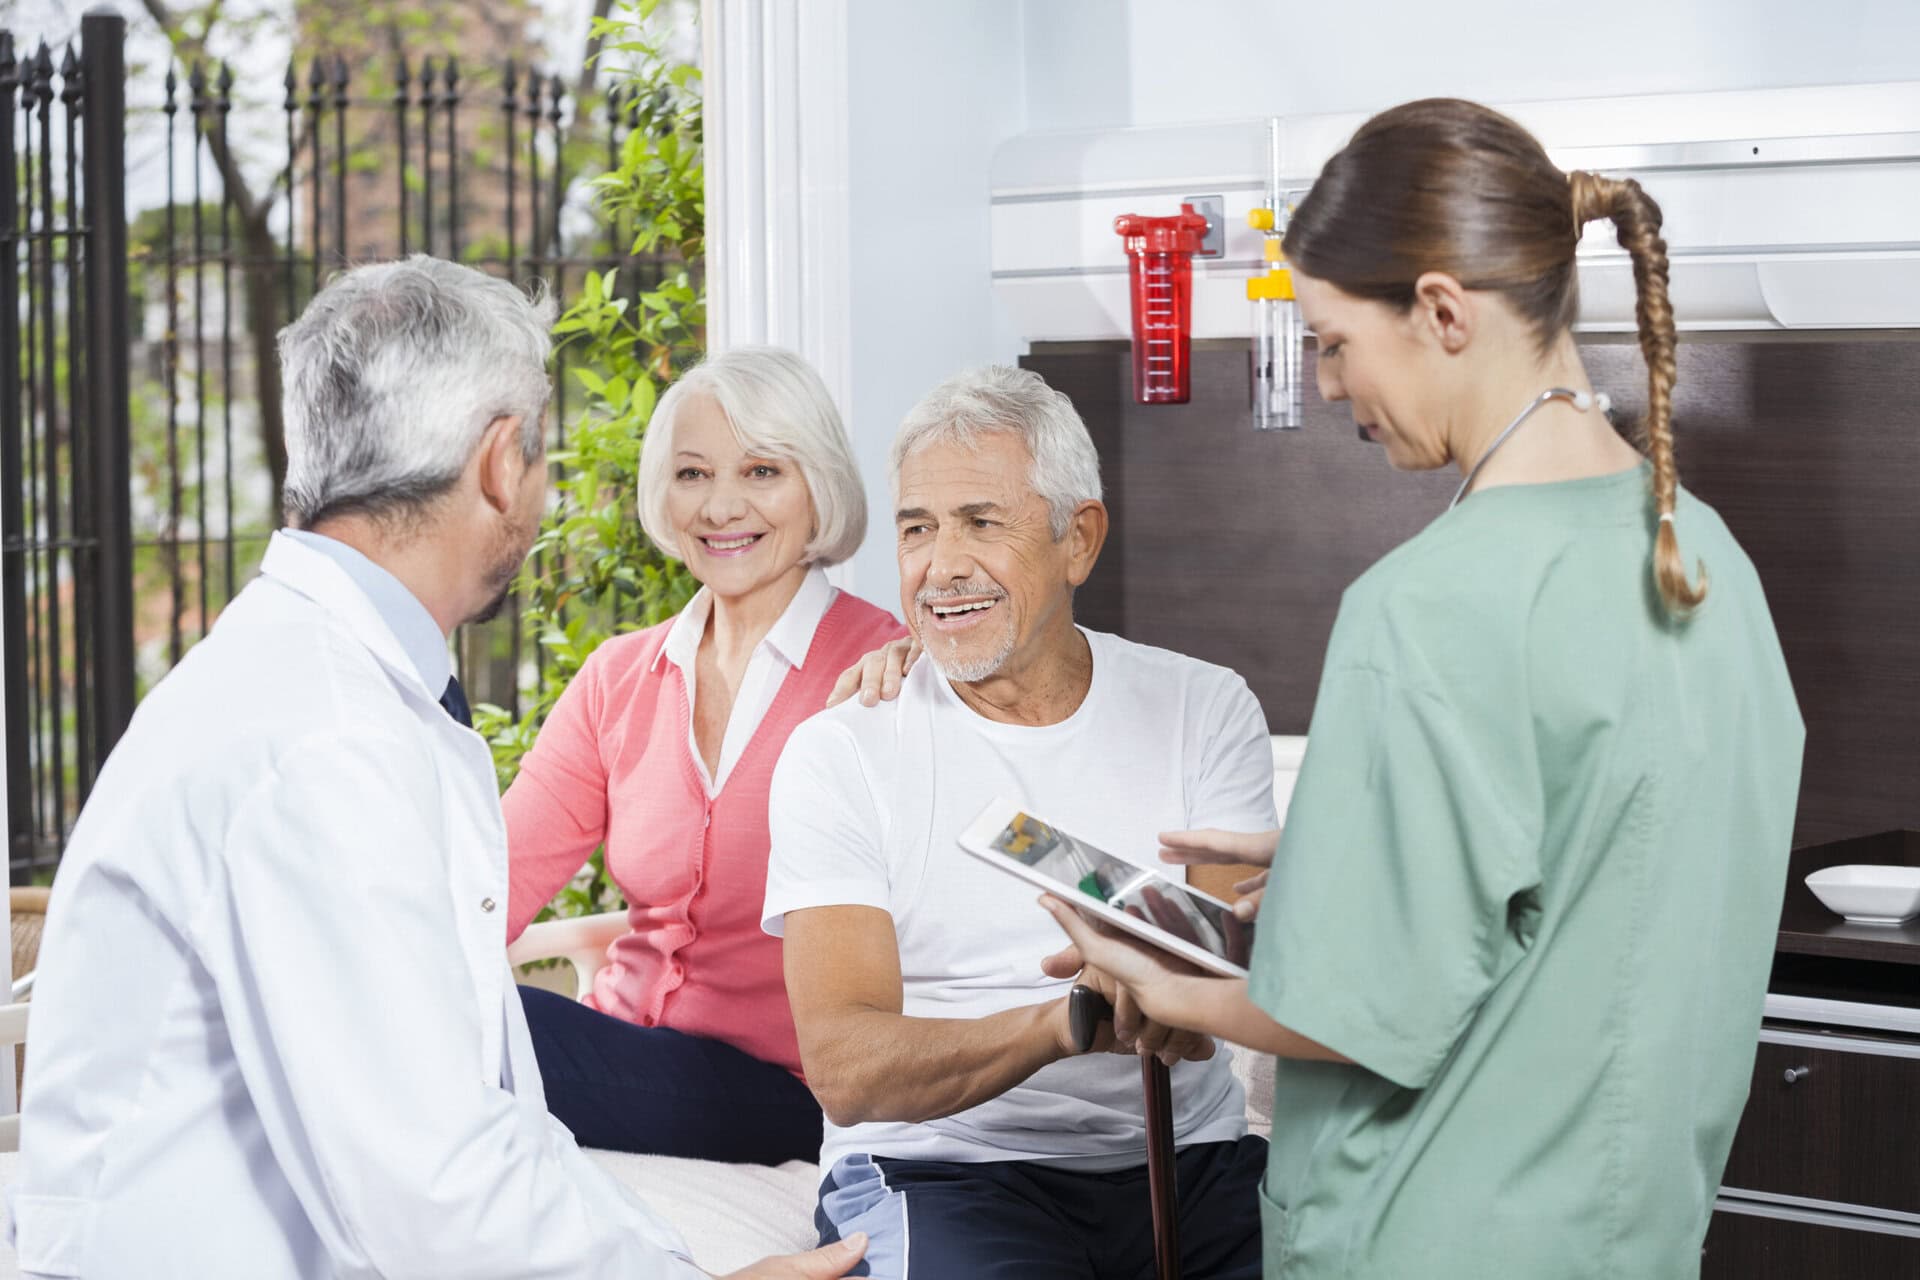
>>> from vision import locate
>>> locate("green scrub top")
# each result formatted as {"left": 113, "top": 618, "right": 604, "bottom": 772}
{"left": 1248, "top": 463, "right": 1804, "bottom": 1279}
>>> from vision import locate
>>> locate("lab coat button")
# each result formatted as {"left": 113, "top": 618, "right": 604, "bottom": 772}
{"left": 480, "top": 897, "right": 496, "bottom": 913}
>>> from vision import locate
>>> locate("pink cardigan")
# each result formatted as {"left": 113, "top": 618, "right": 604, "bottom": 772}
{"left": 502, "top": 591, "right": 906, "bottom": 1076}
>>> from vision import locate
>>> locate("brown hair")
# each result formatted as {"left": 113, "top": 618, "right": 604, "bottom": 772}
{"left": 1283, "top": 98, "right": 1706, "bottom": 615}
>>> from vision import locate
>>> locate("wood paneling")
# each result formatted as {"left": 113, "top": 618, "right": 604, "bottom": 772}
{"left": 1704, "top": 1207, "right": 1920, "bottom": 1280}
{"left": 1025, "top": 339, "right": 1920, "bottom": 848}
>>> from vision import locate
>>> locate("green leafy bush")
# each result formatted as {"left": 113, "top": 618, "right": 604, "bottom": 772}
{"left": 474, "top": 0, "right": 704, "bottom": 924}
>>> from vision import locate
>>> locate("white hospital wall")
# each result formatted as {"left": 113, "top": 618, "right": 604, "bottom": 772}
{"left": 834, "top": 0, "right": 1920, "bottom": 604}
{"left": 1020, "top": 0, "right": 1920, "bottom": 131}
{"left": 839, "top": 0, "right": 1028, "bottom": 604}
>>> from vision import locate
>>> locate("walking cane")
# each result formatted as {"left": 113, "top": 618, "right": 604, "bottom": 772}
{"left": 1071, "top": 985, "right": 1180, "bottom": 1280}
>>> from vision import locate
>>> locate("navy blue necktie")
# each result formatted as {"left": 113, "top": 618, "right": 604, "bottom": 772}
{"left": 439, "top": 675, "right": 472, "bottom": 729}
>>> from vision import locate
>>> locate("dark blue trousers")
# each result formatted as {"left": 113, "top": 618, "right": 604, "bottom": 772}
{"left": 815, "top": 1136, "right": 1267, "bottom": 1279}
{"left": 517, "top": 984, "right": 822, "bottom": 1166}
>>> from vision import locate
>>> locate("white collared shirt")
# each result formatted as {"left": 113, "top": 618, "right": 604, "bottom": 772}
{"left": 656, "top": 565, "right": 838, "bottom": 795}
{"left": 8, "top": 532, "right": 701, "bottom": 1279}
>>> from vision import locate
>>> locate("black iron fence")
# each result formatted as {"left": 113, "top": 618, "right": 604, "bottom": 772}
{"left": 5, "top": 15, "right": 682, "bottom": 880}
{"left": 2, "top": 14, "right": 132, "bottom": 883}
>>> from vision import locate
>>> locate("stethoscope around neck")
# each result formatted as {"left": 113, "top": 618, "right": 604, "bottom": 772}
{"left": 1448, "top": 386, "right": 1613, "bottom": 509}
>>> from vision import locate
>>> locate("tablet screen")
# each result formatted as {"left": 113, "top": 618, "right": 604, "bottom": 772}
{"left": 987, "top": 811, "right": 1253, "bottom": 969}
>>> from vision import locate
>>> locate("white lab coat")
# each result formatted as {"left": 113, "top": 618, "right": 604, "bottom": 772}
{"left": 8, "top": 533, "right": 703, "bottom": 1279}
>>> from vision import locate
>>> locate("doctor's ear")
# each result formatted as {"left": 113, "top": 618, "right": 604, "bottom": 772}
{"left": 1409, "top": 271, "right": 1474, "bottom": 355}
{"left": 475, "top": 414, "right": 532, "bottom": 515}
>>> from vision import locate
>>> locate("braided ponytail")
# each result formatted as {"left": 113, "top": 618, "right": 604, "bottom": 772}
{"left": 1569, "top": 171, "right": 1707, "bottom": 616}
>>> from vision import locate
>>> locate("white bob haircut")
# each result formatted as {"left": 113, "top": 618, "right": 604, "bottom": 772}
{"left": 636, "top": 346, "right": 867, "bottom": 566}
{"left": 278, "top": 255, "right": 555, "bottom": 527}
{"left": 890, "top": 365, "right": 1103, "bottom": 538}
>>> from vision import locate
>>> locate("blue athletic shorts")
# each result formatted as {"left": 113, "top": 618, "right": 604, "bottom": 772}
{"left": 815, "top": 1137, "right": 1266, "bottom": 1279}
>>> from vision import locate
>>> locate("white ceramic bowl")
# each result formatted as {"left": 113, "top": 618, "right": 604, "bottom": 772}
{"left": 1805, "top": 864, "right": 1920, "bottom": 925}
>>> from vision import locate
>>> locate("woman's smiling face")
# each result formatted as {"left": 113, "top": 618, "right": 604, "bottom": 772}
{"left": 664, "top": 391, "right": 817, "bottom": 598}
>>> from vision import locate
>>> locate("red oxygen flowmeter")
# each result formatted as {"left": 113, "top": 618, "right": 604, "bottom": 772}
{"left": 1113, "top": 204, "right": 1209, "bottom": 404}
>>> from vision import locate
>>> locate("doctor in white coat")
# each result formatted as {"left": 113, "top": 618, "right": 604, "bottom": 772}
{"left": 8, "top": 256, "right": 866, "bottom": 1280}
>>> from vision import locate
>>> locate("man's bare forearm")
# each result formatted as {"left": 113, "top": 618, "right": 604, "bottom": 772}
{"left": 802, "top": 999, "right": 1069, "bottom": 1126}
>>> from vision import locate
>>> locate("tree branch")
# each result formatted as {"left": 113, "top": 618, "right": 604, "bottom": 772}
{"left": 573, "top": 0, "right": 615, "bottom": 111}
{"left": 139, "top": 0, "right": 266, "bottom": 225}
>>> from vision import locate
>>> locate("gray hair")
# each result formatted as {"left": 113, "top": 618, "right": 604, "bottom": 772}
{"left": 278, "top": 255, "right": 556, "bottom": 527}
{"left": 636, "top": 346, "right": 867, "bottom": 566}
{"left": 890, "top": 365, "right": 1103, "bottom": 538}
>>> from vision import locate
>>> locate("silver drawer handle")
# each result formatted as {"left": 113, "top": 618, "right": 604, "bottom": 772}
{"left": 1783, "top": 1066, "right": 1812, "bottom": 1085}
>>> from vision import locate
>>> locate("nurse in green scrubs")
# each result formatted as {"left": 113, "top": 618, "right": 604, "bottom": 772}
{"left": 1041, "top": 98, "right": 1805, "bottom": 1279}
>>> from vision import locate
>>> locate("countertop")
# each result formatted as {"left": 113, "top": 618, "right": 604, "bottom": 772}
{"left": 1776, "top": 831, "right": 1920, "bottom": 967}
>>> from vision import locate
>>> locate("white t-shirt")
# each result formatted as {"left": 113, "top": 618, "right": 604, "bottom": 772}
{"left": 763, "top": 627, "right": 1277, "bottom": 1170}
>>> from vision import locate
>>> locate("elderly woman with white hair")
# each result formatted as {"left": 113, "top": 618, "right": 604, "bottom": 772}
{"left": 503, "top": 346, "right": 905, "bottom": 1165}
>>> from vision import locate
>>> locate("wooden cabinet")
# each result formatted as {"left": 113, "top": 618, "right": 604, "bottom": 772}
{"left": 1704, "top": 1206, "right": 1920, "bottom": 1277}
{"left": 1705, "top": 1022, "right": 1920, "bottom": 1278}
{"left": 1703, "top": 834, "right": 1920, "bottom": 1279}
{"left": 1720, "top": 1032, "right": 1920, "bottom": 1217}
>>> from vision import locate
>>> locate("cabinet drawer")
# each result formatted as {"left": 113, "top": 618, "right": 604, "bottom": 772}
{"left": 1704, "top": 1204, "right": 1920, "bottom": 1280}
{"left": 1719, "top": 1029, "right": 1920, "bottom": 1217}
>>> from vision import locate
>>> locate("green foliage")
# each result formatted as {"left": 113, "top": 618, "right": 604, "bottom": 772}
{"left": 473, "top": 0, "right": 704, "bottom": 925}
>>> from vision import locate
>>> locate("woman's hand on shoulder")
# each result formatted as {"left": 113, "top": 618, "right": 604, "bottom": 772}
{"left": 825, "top": 636, "right": 922, "bottom": 708}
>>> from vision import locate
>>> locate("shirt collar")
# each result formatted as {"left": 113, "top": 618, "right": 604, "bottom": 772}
{"left": 276, "top": 528, "right": 453, "bottom": 694}
{"left": 653, "top": 565, "right": 837, "bottom": 675}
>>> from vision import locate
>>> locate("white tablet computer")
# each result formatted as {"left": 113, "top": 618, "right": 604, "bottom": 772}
{"left": 957, "top": 797, "right": 1255, "bottom": 979}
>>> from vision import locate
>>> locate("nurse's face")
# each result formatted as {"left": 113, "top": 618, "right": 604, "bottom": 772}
{"left": 1295, "top": 272, "right": 1456, "bottom": 472}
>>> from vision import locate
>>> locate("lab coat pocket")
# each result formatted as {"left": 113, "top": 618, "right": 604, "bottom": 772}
{"left": 10, "top": 1193, "right": 95, "bottom": 1276}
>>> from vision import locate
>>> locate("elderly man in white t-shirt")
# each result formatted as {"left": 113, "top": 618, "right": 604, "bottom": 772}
{"left": 762, "top": 366, "right": 1275, "bottom": 1279}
